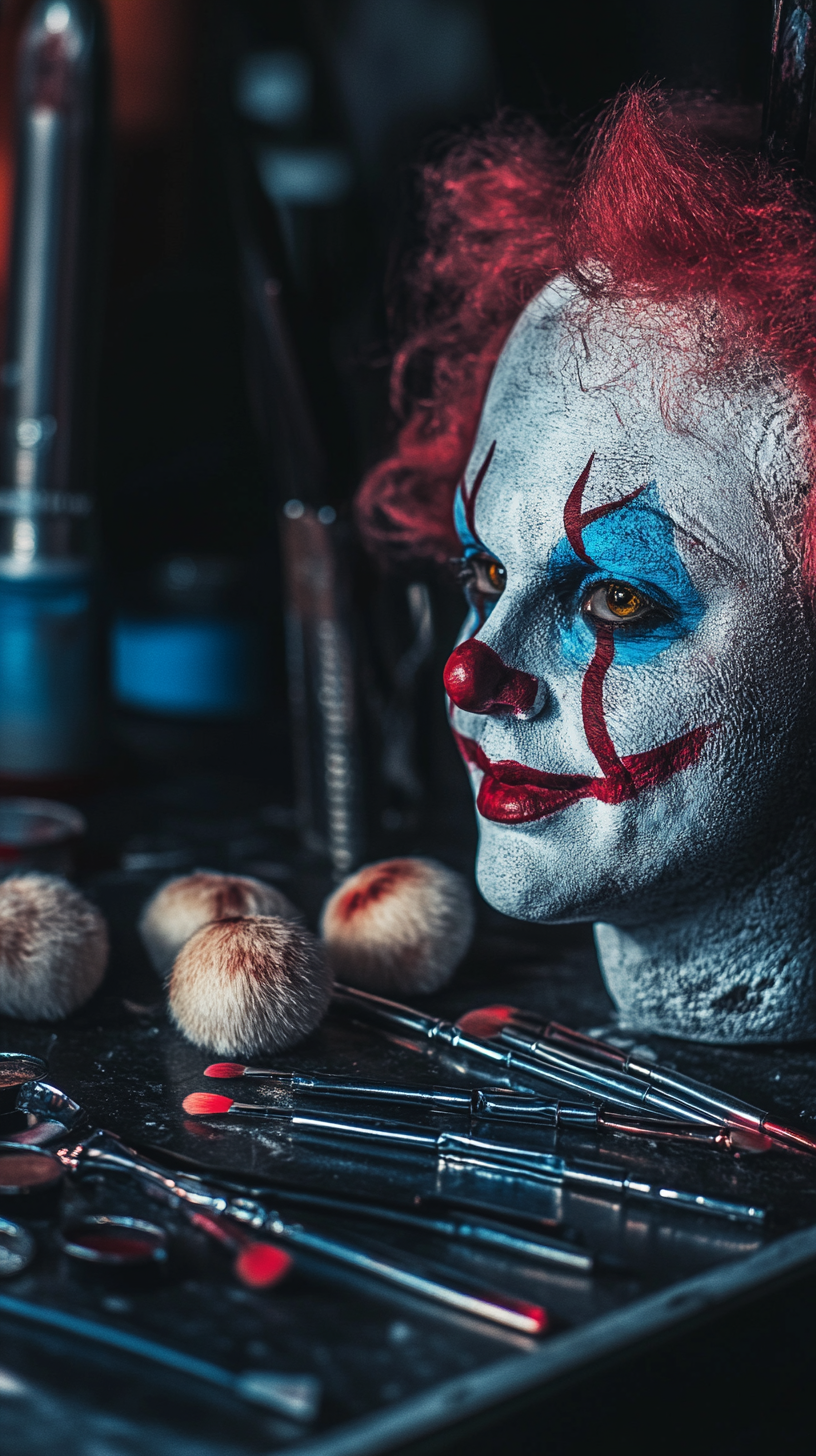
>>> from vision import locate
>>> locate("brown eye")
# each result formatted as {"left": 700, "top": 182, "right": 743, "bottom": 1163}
{"left": 455, "top": 554, "right": 507, "bottom": 600}
{"left": 583, "top": 581, "right": 657, "bottom": 626}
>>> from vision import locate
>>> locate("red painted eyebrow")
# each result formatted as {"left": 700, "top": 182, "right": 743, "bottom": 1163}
{"left": 563, "top": 453, "right": 646, "bottom": 568}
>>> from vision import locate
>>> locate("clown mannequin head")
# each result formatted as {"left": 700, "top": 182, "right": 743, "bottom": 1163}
{"left": 358, "top": 93, "right": 816, "bottom": 1042}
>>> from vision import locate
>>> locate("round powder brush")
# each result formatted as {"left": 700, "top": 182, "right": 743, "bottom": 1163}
{"left": 320, "top": 857, "right": 474, "bottom": 996}
{"left": 139, "top": 872, "right": 299, "bottom": 979}
{"left": 0, "top": 873, "right": 108, "bottom": 1020}
{"left": 168, "top": 915, "right": 332, "bottom": 1057}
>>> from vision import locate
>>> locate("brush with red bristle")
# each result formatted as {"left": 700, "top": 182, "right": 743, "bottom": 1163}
{"left": 186, "top": 1208, "right": 293, "bottom": 1289}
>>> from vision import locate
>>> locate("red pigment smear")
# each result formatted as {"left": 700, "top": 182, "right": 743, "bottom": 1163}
{"left": 337, "top": 863, "right": 415, "bottom": 922}
{"left": 456, "top": 1005, "right": 517, "bottom": 1038}
{"left": 454, "top": 726, "right": 712, "bottom": 823}
{"left": 459, "top": 439, "right": 496, "bottom": 544}
{"left": 235, "top": 1242, "right": 293, "bottom": 1289}
{"left": 183, "top": 1093, "right": 234, "bottom": 1115}
{"left": 204, "top": 1062, "right": 246, "bottom": 1079}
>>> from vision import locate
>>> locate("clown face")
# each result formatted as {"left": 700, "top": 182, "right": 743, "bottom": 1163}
{"left": 444, "top": 279, "right": 816, "bottom": 1039}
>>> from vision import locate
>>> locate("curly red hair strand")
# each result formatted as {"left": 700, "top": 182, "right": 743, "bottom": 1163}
{"left": 356, "top": 90, "right": 816, "bottom": 572}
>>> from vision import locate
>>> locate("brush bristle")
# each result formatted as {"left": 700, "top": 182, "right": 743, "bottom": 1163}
{"left": 204, "top": 1061, "right": 247, "bottom": 1078}
{"left": 0, "top": 873, "right": 108, "bottom": 1020}
{"left": 320, "top": 857, "right": 474, "bottom": 995}
{"left": 456, "top": 1005, "right": 516, "bottom": 1039}
{"left": 139, "top": 872, "right": 300, "bottom": 978}
{"left": 182, "top": 1092, "right": 234, "bottom": 1115}
{"left": 169, "top": 916, "right": 333, "bottom": 1057}
{"left": 234, "top": 1242, "right": 293, "bottom": 1288}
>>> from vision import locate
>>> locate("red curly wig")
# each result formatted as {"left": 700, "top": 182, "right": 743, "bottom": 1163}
{"left": 356, "top": 91, "right": 816, "bottom": 577}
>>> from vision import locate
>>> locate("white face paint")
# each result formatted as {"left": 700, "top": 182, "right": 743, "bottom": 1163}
{"left": 445, "top": 278, "right": 816, "bottom": 1041}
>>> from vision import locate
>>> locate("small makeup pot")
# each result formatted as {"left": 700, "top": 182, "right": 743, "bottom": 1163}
{"left": 0, "top": 798, "right": 86, "bottom": 877}
{"left": 58, "top": 1216, "right": 169, "bottom": 1286}
{"left": 0, "top": 1216, "right": 36, "bottom": 1278}
{"left": 0, "top": 1053, "right": 47, "bottom": 1114}
{"left": 0, "top": 1145, "right": 64, "bottom": 1216}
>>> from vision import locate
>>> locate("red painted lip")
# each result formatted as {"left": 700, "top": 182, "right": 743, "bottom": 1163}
{"left": 453, "top": 726, "right": 713, "bottom": 823}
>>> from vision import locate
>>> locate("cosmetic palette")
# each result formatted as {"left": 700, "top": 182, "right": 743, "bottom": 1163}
{"left": 0, "top": 1146, "right": 64, "bottom": 1212}
{"left": 0, "top": 1053, "right": 47, "bottom": 1114}
{"left": 58, "top": 1216, "right": 169, "bottom": 1271}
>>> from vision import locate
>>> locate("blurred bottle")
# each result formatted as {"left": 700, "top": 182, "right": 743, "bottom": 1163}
{"left": 0, "top": 0, "right": 108, "bottom": 785}
{"left": 111, "top": 554, "right": 260, "bottom": 721}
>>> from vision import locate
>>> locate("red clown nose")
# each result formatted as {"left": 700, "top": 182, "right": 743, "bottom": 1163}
{"left": 443, "top": 639, "right": 538, "bottom": 716}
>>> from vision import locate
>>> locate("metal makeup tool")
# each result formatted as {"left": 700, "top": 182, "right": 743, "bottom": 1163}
{"left": 0, "top": 1291, "right": 322, "bottom": 1422}
{"left": 137, "top": 1138, "right": 590, "bottom": 1273}
{"left": 56, "top": 1130, "right": 549, "bottom": 1336}
{"left": 219, "top": 1183, "right": 593, "bottom": 1274}
{"left": 0, "top": 1217, "right": 36, "bottom": 1278}
{"left": 58, "top": 1215, "right": 168, "bottom": 1271}
{"left": 202, "top": 1065, "right": 730, "bottom": 1147}
{"left": 182, "top": 1098, "right": 765, "bottom": 1226}
{"left": 332, "top": 983, "right": 723, "bottom": 1126}
{"left": 488, "top": 1008, "right": 816, "bottom": 1157}
{"left": 10, "top": 1079, "right": 83, "bottom": 1144}
{"left": 0, "top": 1053, "right": 47, "bottom": 1113}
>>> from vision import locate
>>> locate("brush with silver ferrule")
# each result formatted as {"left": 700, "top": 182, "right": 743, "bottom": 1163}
{"left": 181, "top": 1095, "right": 765, "bottom": 1225}
{"left": 57, "top": 1129, "right": 548, "bottom": 1336}
{"left": 138, "top": 1134, "right": 592, "bottom": 1272}
{"left": 331, "top": 983, "right": 723, "bottom": 1126}
{"left": 473, "top": 1005, "right": 816, "bottom": 1156}
{"left": 202, "top": 1062, "right": 731, "bottom": 1147}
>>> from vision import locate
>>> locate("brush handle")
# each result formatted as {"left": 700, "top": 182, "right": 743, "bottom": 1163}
{"left": 0, "top": 1291, "right": 320, "bottom": 1421}
{"left": 539, "top": 1019, "right": 768, "bottom": 1125}
{"left": 333, "top": 984, "right": 719, "bottom": 1125}
{"left": 515, "top": 1017, "right": 816, "bottom": 1153}
{"left": 498, "top": 1029, "right": 720, "bottom": 1125}
{"left": 258, "top": 1217, "right": 547, "bottom": 1335}
{"left": 270, "top": 1112, "right": 764, "bottom": 1223}
{"left": 248, "top": 1069, "right": 608, "bottom": 1126}
{"left": 561, "top": 1162, "right": 765, "bottom": 1224}
{"left": 64, "top": 1131, "right": 547, "bottom": 1336}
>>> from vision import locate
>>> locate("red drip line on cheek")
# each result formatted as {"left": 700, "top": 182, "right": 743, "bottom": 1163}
{"left": 581, "top": 624, "right": 633, "bottom": 794}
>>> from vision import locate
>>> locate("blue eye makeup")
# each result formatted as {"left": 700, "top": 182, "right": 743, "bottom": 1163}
{"left": 548, "top": 483, "right": 704, "bottom": 666}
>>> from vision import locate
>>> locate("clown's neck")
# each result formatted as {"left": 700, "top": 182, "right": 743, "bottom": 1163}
{"left": 594, "top": 845, "right": 816, "bottom": 1043}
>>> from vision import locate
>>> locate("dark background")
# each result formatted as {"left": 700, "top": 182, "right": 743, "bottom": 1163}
{"left": 69, "top": 0, "right": 775, "bottom": 851}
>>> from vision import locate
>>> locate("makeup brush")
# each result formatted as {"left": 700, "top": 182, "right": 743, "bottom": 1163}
{"left": 139, "top": 872, "right": 299, "bottom": 979}
{"left": 200, "top": 1065, "right": 731, "bottom": 1147}
{"left": 465, "top": 1005, "right": 816, "bottom": 1158}
{"left": 0, "top": 1291, "right": 321, "bottom": 1421}
{"left": 135, "top": 1134, "right": 590, "bottom": 1272}
{"left": 332, "top": 983, "right": 724, "bottom": 1125}
{"left": 320, "top": 857, "right": 474, "bottom": 995}
{"left": 0, "top": 873, "right": 108, "bottom": 1019}
{"left": 180, "top": 1096, "right": 765, "bottom": 1225}
{"left": 184, "top": 1207, "right": 293, "bottom": 1289}
{"left": 60, "top": 1130, "right": 548, "bottom": 1336}
{"left": 168, "top": 915, "right": 332, "bottom": 1057}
